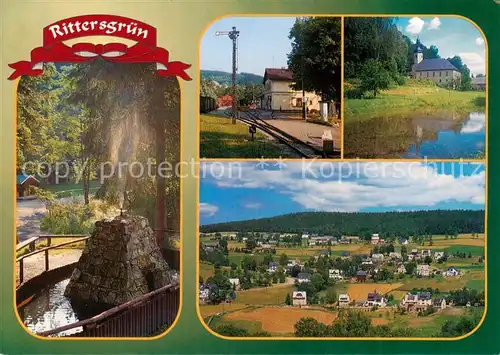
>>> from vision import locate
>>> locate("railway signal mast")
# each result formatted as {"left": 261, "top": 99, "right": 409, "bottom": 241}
{"left": 215, "top": 26, "right": 240, "bottom": 124}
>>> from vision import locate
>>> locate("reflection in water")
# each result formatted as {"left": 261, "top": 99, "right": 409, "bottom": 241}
{"left": 18, "top": 279, "right": 82, "bottom": 337}
{"left": 345, "top": 112, "right": 485, "bottom": 159}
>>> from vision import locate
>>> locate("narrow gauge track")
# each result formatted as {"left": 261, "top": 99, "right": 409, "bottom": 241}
{"left": 225, "top": 108, "right": 326, "bottom": 158}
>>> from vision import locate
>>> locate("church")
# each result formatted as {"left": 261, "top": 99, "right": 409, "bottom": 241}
{"left": 411, "top": 38, "right": 461, "bottom": 87}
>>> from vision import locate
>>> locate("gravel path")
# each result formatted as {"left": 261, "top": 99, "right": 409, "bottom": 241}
{"left": 16, "top": 249, "right": 83, "bottom": 285}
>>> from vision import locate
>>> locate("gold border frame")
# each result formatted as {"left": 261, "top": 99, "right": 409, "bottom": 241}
{"left": 195, "top": 13, "right": 488, "bottom": 341}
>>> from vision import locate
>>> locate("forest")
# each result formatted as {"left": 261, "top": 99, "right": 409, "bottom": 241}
{"left": 199, "top": 210, "right": 485, "bottom": 237}
{"left": 344, "top": 17, "right": 477, "bottom": 94}
{"left": 18, "top": 60, "right": 181, "bottom": 239}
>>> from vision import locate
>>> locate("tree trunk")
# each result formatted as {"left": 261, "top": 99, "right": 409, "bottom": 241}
{"left": 155, "top": 117, "right": 166, "bottom": 247}
{"left": 83, "top": 162, "right": 90, "bottom": 205}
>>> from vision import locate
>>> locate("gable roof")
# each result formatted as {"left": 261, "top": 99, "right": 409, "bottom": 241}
{"left": 16, "top": 174, "right": 39, "bottom": 185}
{"left": 293, "top": 291, "right": 306, "bottom": 298}
{"left": 414, "top": 58, "right": 459, "bottom": 72}
{"left": 263, "top": 68, "right": 293, "bottom": 83}
{"left": 472, "top": 76, "right": 486, "bottom": 85}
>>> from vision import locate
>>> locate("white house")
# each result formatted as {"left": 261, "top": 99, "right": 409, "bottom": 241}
{"left": 371, "top": 253, "right": 385, "bottom": 263}
{"left": 417, "top": 264, "right": 430, "bottom": 277}
{"left": 297, "top": 272, "right": 311, "bottom": 283}
{"left": 267, "top": 262, "right": 279, "bottom": 273}
{"left": 389, "top": 252, "right": 402, "bottom": 260}
{"left": 433, "top": 298, "right": 447, "bottom": 310}
{"left": 396, "top": 263, "right": 407, "bottom": 274}
{"left": 199, "top": 286, "right": 210, "bottom": 302}
{"left": 329, "top": 269, "right": 344, "bottom": 281}
{"left": 371, "top": 234, "right": 380, "bottom": 245}
{"left": 229, "top": 278, "right": 241, "bottom": 290}
{"left": 292, "top": 291, "right": 307, "bottom": 306}
{"left": 338, "top": 293, "right": 350, "bottom": 307}
{"left": 365, "top": 293, "right": 387, "bottom": 307}
{"left": 261, "top": 68, "right": 321, "bottom": 111}
{"left": 434, "top": 251, "right": 445, "bottom": 261}
{"left": 444, "top": 267, "right": 461, "bottom": 277}
{"left": 401, "top": 292, "right": 432, "bottom": 311}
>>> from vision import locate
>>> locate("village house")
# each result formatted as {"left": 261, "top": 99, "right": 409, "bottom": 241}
{"left": 356, "top": 270, "right": 367, "bottom": 282}
{"left": 472, "top": 75, "right": 486, "bottom": 90}
{"left": 401, "top": 292, "right": 432, "bottom": 312}
{"left": 371, "top": 234, "right": 380, "bottom": 245}
{"left": 260, "top": 68, "right": 321, "bottom": 111}
{"left": 361, "top": 258, "right": 373, "bottom": 266}
{"left": 417, "top": 264, "right": 430, "bottom": 277}
{"left": 433, "top": 298, "right": 447, "bottom": 310}
{"left": 329, "top": 269, "right": 344, "bottom": 281}
{"left": 396, "top": 263, "right": 407, "bottom": 274}
{"left": 292, "top": 291, "right": 307, "bottom": 306}
{"left": 16, "top": 174, "right": 40, "bottom": 198}
{"left": 399, "top": 238, "right": 409, "bottom": 245}
{"left": 297, "top": 272, "right": 311, "bottom": 283}
{"left": 365, "top": 293, "right": 387, "bottom": 308}
{"left": 229, "top": 278, "right": 241, "bottom": 290}
{"left": 201, "top": 242, "right": 219, "bottom": 252}
{"left": 389, "top": 252, "right": 402, "bottom": 260}
{"left": 421, "top": 250, "right": 432, "bottom": 258}
{"left": 411, "top": 38, "right": 461, "bottom": 87}
{"left": 286, "top": 259, "right": 298, "bottom": 268}
{"left": 338, "top": 293, "right": 350, "bottom": 307}
{"left": 371, "top": 253, "right": 385, "bottom": 263}
{"left": 444, "top": 267, "right": 461, "bottom": 277}
{"left": 267, "top": 262, "right": 279, "bottom": 273}
{"left": 434, "top": 251, "right": 445, "bottom": 261}
{"left": 199, "top": 285, "right": 210, "bottom": 302}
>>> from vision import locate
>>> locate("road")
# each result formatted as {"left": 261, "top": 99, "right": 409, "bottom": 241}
{"left": 16, "top": 199, "right": 47, "bottom": 243}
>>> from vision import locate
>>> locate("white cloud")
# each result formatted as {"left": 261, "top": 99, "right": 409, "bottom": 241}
{"left": 458, "top": 52, "right": 486, "bottom": 75}
{"left": 475, "top": 37, "right": 485, "bottom": 46}
{"left": 201, "top": 162, "right": 485, "bottom": 213}
{"left": 199, "top": 202, "right": 219, "bottom": 217}
{"left": 406, "top": 17, "right": 425, "bottom": 35}
{"left": 243, "top": 202, "right": 262, "bottom": 209}
{"left": 428, "top": 17, "right": 441, "bottom": 30}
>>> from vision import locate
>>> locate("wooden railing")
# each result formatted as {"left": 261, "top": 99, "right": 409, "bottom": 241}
{"left": 38, "top": 283, "right": 180, "bottom": 337}
{"left": 16, "top": 235, "right": 89, "bottom": 284}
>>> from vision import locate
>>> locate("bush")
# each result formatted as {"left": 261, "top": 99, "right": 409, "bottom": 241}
{"left": 393, "top": 74, "right": 407, "bottom": 86}
{"left": 344, "top": 86, "right": 365, "bottom": 99}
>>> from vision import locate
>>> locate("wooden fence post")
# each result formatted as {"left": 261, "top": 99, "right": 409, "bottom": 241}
{"left": 45, "top": 249, "right": 49, "bottom": 272}
{"left": 19, "top": 259, "right": 24, "bottom": 283}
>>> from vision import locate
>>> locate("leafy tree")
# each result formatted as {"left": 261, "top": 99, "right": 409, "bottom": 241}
{"left": 287, "top": 17, "right": 342, "bottom": 102}
{"left": 213, "top": 324, "right": 248, "bottom": 337}
{"left": 359, "top": 59, "right": 391, "bottom": 97}
{"left": 285, "top": 293, "right": 292, "bottom": 305}
{"left": 279, "top": 253, "right": 289, "bottom": 266}
{"left": 294, "top": 318, "right": 328, "bottom": 337}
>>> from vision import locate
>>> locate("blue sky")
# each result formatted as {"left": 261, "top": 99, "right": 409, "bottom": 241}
{"left": 199, "top": 162, "right": 486, "bottom": 225}
{"left": 200, "top": 17, "right": 296, "bottom": 76}
{"left": 200, "top": 16, "right": 486, "bottom": 76}
{"left": 395, "top": 16, "right": 486, "bottom": 75}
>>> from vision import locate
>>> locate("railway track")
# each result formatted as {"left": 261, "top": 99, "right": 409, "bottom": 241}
{"left": 225, "top": 108, "right": 333, "bottom": 158}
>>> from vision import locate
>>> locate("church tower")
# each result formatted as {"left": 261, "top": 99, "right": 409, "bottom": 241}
{"left": 413, "top": 37, "right": 424, "bottom": 65}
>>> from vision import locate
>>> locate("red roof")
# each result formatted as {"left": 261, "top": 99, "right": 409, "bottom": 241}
{"left": 263, "top": 68, "right": 293, "bottom": 83}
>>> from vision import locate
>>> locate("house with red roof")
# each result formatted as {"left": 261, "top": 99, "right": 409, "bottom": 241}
{"left": 260, "top": 68, "right": 321, "bottom": 111}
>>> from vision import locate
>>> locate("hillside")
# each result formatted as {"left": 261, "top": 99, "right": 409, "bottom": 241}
{"left": 201, "top": 70, "right": 264, "bottom": 85}
{"left": 199, "top": 210, "right": 485, "bottom": 236}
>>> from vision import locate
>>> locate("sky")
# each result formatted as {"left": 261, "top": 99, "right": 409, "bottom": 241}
{"left": 200, "top": 16, "right": 487, "bottom": 76}
{"left": 199, "top": 161, "right": 486, "bottom": 225}
{"left": 200, "top": 17, "right": 296, "bottom": 76}
{"left": 395, "top": 16, "right": 486, "bottom": 75}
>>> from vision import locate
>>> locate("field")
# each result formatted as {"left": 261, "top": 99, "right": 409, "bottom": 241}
{"left": 345, "top": 81, "right": 485, "bottom": 121}
{"left": 199, "top": 303, "right": 250, "bottom": 319}
{"left": 200, "top": 114, "right": 291, "bottom": 158}
{"left": 398, "top": 269, "right": 484, "bottom": 292}
{"left": 200, "top": 262, "right": 215, "bottom": 281}
{"left": 235, "top": 284, "right": 295, "bottom": 305}
{"left": 339, "top": 283, "right": 404, "bottom": 301}
{"left": 217, "top": 307, "right": 338, "bottom": 334}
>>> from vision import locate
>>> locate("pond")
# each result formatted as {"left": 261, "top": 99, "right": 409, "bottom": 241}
{"left": 18, "top": 279, "right": 82, "bottom": 337}
{"left": 17, "top": 278, "right": 108, "bottom": 337}
{"left": 344, "top": 112, "right": 485, "bottom": 159}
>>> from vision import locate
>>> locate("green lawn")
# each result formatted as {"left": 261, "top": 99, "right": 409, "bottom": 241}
{"left": 466, "top": 279, "right": 485, "bottom": 292}
{"left": 200, "top": 115, "right": 292, "bottom": 158}
{"left": 345, "top": 81, "right": 485, "bottom": 121}
{"left": 228, "top": 253, "right": 265, "bottom": 266}
{"left": 42, "top": 180, "right": 101, "bottom": 197}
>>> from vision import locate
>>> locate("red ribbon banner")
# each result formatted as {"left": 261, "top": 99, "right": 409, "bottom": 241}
{"left": 8, "top": 14, "right": 191, "bottom": 81}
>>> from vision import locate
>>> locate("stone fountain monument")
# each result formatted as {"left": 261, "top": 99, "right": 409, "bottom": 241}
{"left": 64, "top": 214, "right": 176, "bottom": 310}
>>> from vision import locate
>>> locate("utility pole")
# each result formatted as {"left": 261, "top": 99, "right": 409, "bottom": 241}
{"left": 216, "top": 26, "right": 240, "bottom": 124}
